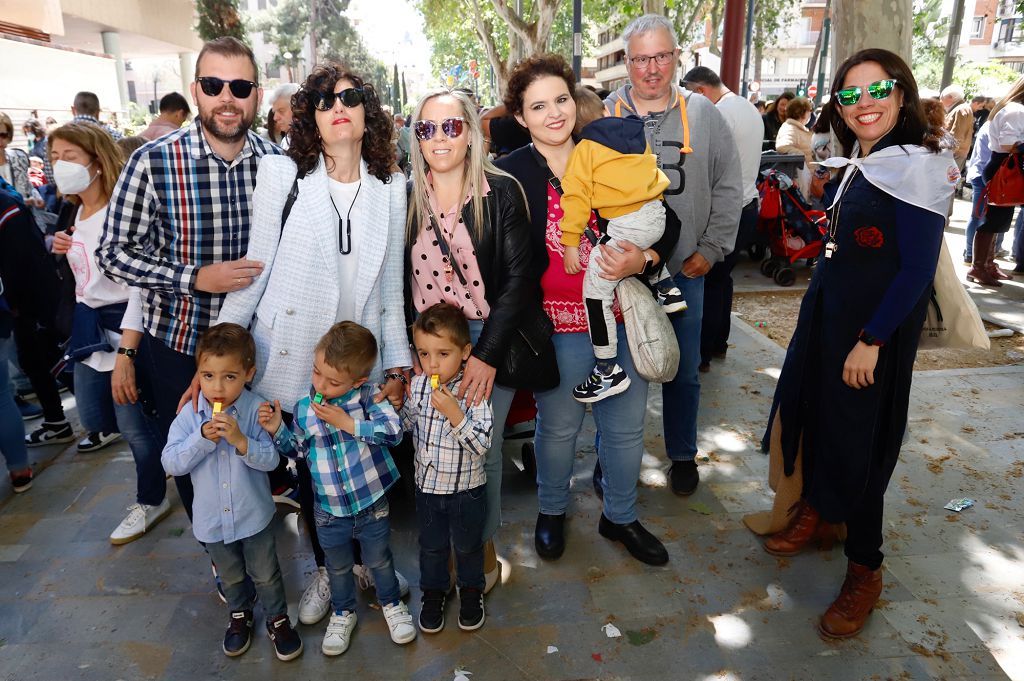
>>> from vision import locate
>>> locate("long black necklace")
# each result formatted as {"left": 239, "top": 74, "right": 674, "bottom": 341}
{"left": 329, "top": 181, "right": 361, "bottom": 255}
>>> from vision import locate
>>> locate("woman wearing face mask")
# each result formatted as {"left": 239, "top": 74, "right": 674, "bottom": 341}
{"left": 48, "top": 122, "right": 168, "bottom": 544}
{"left": 0, "top": 112, "right": 43, "bottom": 207}
{"left": 216, "top": 64, "right": 413, "bottom": 628}
{"left": 406, "top": 89, "right": 538, "bottom": 596}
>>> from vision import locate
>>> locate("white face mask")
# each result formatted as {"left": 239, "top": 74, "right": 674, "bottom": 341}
{"left": 53, "top": 159, "right": 96, "bottom": 195}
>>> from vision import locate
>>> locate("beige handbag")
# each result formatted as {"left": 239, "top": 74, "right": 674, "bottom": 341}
{"left": 919, "top": 239, "right": 990, "bottom": 350}
{"left": 617, "top": 277, "right": 680, "bottom": 383}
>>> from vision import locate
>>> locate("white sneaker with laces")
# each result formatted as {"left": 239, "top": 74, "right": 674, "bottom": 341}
{"left": 352, "top": 564, "right": 410, "bottom": 598}
{"left": 382, "top": 601, "right": 417, "bottom": 644}
{"left": 298, "top": 567, "right": 331, "bottom": 625}
{"left": 321, "top": 611, "right": 357, "bottom": 656}
{"left": 109, "top": 498, "right": 171, "bottom": 545}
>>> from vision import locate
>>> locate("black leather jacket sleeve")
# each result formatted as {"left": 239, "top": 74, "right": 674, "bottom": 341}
{"left": 472, "top": 176, "right": 536, "bottom": 367}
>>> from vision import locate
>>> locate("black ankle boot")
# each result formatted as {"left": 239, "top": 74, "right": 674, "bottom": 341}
{"left": 534, "top": 513, "right": 566, "bottom": 559}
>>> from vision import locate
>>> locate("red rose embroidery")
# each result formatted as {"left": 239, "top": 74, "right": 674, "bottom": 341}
{"left": 853, "top": 226, "right": 884, "bottom": 248}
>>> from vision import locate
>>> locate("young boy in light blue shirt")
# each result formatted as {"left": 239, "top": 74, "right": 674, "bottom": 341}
{"left": 162, "top": 323, "right": 302, "bottom": 661}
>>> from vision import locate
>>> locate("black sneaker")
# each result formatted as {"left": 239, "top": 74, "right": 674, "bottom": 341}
{"left": 266, "top": 614, "right": 303, "bottom": 661}
{"left": 669, "top": 461, "right": 700, "bottom": 496}
{"left": 223, "top": 610, "right": 253, "bottom": 657}
{"left": 654, "top": 282, "right": 688, "bottom": 313}
{"left": 15, "top": 396, "right": 42, "bottom": 421}
{"left": 572, "top": 364, "right": 631, "bottom": 404}
{"left": 458, "top": 587, "right": 485, "bottom": 631}
{"left": 25, "top": 421, "right": 75, "bottom": 447}
{"left": 9, "top": 469, "right": 33, "bottom": 493}
{"left": 419, "top": 589, "right": 447, "bottom": 633}
{"left": 77, "top": 431, "right": 122, "bottom": 453}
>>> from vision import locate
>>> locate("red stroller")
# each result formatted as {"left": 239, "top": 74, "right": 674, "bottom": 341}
{"left": 756, "top": 169, "right": 827, "bottom": 287}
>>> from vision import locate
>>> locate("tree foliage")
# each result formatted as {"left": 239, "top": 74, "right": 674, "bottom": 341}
{"left": 196, "top": 0, "right": 247, "bottom": 42}
{"left": 911, "top": 0, "right": 948, "bottom": 91}
{"left": 253, "top": 0, "right": 397, "bottom": 108}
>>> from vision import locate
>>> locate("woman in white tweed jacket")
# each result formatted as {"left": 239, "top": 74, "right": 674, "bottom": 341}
{"left": 217, "top": 65, "right": 413, "bottom": 627}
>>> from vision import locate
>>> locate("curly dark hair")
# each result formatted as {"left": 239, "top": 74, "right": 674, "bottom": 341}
{"left": 288, "top": 63, "right": 395, "bottom": 182}
{"left": 503, "top": 54, "right": 576, "bottom": 117}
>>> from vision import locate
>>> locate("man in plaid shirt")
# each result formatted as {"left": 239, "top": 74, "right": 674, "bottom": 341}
{"left": 97, "top": 37, "right": 279, "bottom": 535}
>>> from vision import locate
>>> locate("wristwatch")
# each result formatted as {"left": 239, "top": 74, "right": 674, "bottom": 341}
{"left": 640, "top": 250, "right": 655, "bottom": 276}
{"left": 117, "top": 347, "right": 138, "bottom": 359}
{"left": 857, "top": 330, "right": 884, "bottom": 347}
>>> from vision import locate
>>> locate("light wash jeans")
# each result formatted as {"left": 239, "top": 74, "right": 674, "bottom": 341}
{"left": 0, "top": 335, "right": 29, "bottom": 472}
{"left": 467, "top": 320, "right": 515, "bottom": 541}
{"left": 533, "top": 326, "right": 649, "bottom": 524}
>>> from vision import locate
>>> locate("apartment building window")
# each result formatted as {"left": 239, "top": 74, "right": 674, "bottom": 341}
{"left": 788, "top": 57, "right": 809, "bottom": 75}
{"left": 998, "top": 0, "right": 1017, "bottom": 17}
{"left": 971, "top": 16, "right": 985, "bottom": 39}
{"left": 999, "top": 17, "right": 1023, "bottom": 43}
{"left": 762, "top": 58, "right": 776, "bottom": 76}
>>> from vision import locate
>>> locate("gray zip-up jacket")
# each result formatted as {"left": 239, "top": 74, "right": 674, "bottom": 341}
{"left": 605, "top": 84, "right": 743, "bottom": 273}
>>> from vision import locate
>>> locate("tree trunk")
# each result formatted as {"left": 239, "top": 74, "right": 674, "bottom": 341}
{"left": 708, "top": 0, "right": 725, "bottom": 57}
{"left": 831, "top": 0, "right": 911, "bottom": 67}
{"left": 754, "top": 41, "right": 763, "bottom": 82}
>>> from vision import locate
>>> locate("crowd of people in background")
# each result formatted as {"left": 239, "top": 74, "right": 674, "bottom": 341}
{"left": 0, "top": 11, "right": 1020, "bottom": 662}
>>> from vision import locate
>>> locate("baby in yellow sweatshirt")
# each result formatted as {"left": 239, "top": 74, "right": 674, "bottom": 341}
{"left": 560, "top": 88, "right": 686, "bottom": 404}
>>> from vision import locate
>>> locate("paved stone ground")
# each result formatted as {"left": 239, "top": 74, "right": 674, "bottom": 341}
{"left": 2, "top": 222, "right": 1022, "bottom": 680}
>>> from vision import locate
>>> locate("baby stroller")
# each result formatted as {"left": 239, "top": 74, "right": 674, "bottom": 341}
{"left": 756, "top": 169, "right": 827, "bottom": 287}
{"left": 504, "top": 390, "right": 538, "bottom": 480}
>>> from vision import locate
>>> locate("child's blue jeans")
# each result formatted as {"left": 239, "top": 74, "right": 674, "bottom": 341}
{"left": 415, "top": 486, "right": 486, "bottom": 592}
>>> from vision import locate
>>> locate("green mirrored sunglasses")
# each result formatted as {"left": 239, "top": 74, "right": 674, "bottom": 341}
{"left": 834, "top": 79, "right": 897, "bottom": 107}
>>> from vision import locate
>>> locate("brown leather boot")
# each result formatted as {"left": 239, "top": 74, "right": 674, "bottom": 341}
{"left": 818, "top": 561, "right": 883, "bottom": 639}
{"left": 967, "top": 232, "right": 1002, "bottom": 286}
{"left": 764, "top": 501, "right": 837, "bottom": 557}
{"left": 987, "top": 238, "right": 1014, "bottom": 280}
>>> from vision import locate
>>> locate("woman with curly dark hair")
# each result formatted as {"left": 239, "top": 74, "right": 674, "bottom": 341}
{"left": 218, "top": 63, "right": 413, "bottom": 631}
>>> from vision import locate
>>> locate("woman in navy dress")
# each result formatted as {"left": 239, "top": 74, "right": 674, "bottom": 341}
{"left": 758, "top": 49, "right": 954, "bottom": 639}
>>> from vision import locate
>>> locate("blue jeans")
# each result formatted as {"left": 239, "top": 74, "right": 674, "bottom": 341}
{"left": 204, "top": 521, "right": 287, "bottom": 619}
{"left": 314, "top": 497, "right": 401, "bottom": 612}
{"left": 416, "top": 487, "right": 486, "bottom": 592}
{"left": 466, "top": 320, "right": 515, "bottom": 541}
{"left": 965, "top": 177, "right": 987, "bottom": 260}
{"left": 0, "top": 335, "right": 29, "bottom": 472}
{"left": 662, "top": 273, "right": 704, "bottom": 462}
{"left": 73, "top": 362, "right": 166, "bottom": 506}
{"left": 533, "top": 327, "right": 649, "bottom": 525}
{"left": 1013, "top": 208, "right": 1024, "bottom": 263}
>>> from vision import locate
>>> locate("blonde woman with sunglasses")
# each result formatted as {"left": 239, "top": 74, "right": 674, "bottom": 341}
{"left": 746, "top": 49, "right": 954, "bottom": 640}
{"left": 406, "top": 89, "right": 541, "bottom": 605}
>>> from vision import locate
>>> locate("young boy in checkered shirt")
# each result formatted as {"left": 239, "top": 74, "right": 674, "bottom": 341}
{"left": 402, "top": 303, "right": 493, "bottom": 634}
{"left": 258, "top": 321, "right": 416, "bottom": 656}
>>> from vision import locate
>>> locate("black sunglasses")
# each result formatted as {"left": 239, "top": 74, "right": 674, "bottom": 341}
{"left": 413, "top": 117, "right": 465, "bottom": 142}
{"left": 196, "top": 76, "right": 258, "bottom": 99}
{"left": 0, "top": 131, "right": 10, "bottom": 140}
{"left": 314, "top": 87, "right": 366, "bottom": 112}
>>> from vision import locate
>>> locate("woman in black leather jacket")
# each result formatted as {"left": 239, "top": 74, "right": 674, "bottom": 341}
{"left": 406, "top": 88, "right": 538, "bottom": 593}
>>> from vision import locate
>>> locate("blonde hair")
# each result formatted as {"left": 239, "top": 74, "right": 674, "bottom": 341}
{"left": 47, "top": 121, "right": 124, "bottom": 203}
{"left": 574, "top": 86, "right": 605, "bottom": 136}
{"left": 406, "top": 89, "right": 521, "bottom": 243}
{"left": 990, "top": 75, "right": 1024, "bottom": 120}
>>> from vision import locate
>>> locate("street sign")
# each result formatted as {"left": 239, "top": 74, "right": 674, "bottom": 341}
{"left": 749, "top": 80, "right": 760, "bottom": 93}
{"left": 808, "top": 84, "right": 818, "bottom": 99}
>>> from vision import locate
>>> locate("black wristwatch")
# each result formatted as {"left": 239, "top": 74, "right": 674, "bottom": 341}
{"left": 857, "top": 330, "right": 884, "bottom": 347}
{"left": 117, "top": 347, "right": 138, "bottom": 359}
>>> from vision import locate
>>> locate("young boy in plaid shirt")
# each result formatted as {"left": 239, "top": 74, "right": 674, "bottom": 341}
{"left": 258, "top": 321, "right": 415, "bottom": 656}
{"left": 402, "top": 303, "right": 494, "bottom": 633}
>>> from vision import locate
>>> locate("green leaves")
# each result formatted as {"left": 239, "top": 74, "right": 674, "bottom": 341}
{"left": 196, "top": 0, "right": 248, "bottom": 42}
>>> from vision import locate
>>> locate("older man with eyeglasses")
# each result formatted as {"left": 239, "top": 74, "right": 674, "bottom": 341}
{"left": 603, "top": 14, "right": 742, "bottom": 497}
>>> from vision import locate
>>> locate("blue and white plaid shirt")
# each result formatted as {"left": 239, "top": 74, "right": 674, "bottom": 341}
{"left": 97, "top": 119, "right": 280, "bottom": 355}
{"left": 274, "top": 385, "right": 403, "bottom": 517}
{"left": 72, "top": 114, "right": 124, "bottom": 141}
{"left": 401, "top": 373, "right": 492, "bottom": 495}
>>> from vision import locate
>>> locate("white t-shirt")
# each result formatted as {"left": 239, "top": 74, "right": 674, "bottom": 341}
{"left": 716, "top": 92, "right": 765, "bottom": 204}
{"left": 327, "top": 177, "right": 365, "bottom": 323}
{"left": 66, "top": 205, "right": 140, "bottom": 372}
{"left": 987, "top": 101, "right": 1024, "bottom": 150}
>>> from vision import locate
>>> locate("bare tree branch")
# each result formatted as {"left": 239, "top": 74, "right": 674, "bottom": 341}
{"left": 489, "top": 0, "right": 533, "bottom": 45}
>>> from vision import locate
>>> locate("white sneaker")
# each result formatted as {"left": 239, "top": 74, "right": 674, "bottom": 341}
{"left": 382, "top": 601, "right": 417, "bottom": 644}
{"left": 352, "top": 564, "right": 411, "bottom": 598}
{"left": 321, "top": 611, "right": 356, "bottom": 656}
{"left": 109, "top": 499, "right": 171, "bottom": 545}
{"left": 298, "top": 567, "right": 331, "bottom": 625}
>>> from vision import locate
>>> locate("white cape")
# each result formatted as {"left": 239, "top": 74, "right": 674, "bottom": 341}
{"left": 819, "top": 143, "right": 959, "bottom": 217}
